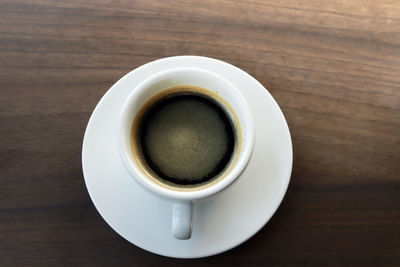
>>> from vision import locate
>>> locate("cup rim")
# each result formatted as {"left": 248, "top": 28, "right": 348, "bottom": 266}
{"left": 119, "top": 67, "right": 255, "bottom": 201}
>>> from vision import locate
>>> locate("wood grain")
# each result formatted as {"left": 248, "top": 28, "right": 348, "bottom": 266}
{"left": 1, "top": 0, "right": 399, "bottom": 265}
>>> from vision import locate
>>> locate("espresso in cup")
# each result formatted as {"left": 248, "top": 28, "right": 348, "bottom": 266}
{"left": 119, "top": 67, "right": 254, "bottom": 239}
{"left": 130, "top": 86, "right": 240, "bottom": 190}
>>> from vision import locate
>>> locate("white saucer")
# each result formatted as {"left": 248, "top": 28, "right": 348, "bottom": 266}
{"left": 82, "top": 56, "right": 292, "bottom": 258}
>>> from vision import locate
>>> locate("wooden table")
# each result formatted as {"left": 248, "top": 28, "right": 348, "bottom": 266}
{"left": 1, "top": 0, "right": 399, "bottom": 265}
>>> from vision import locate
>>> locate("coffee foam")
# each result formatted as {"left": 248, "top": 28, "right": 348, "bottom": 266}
{"left": 131, "top": 86, "right": 242, "bottom": 192}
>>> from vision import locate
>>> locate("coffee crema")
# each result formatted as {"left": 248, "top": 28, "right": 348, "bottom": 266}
{"left": 131, "top": 86, "right": 237, "bottom": 189}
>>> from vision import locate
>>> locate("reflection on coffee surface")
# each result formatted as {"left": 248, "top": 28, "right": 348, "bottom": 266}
{"left": 132, "top": 87, "right": 236, "bottom": 187}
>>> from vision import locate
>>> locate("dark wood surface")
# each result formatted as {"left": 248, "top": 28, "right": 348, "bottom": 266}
{"left": 1, "top": 0, "right": 399, "bottom": 265}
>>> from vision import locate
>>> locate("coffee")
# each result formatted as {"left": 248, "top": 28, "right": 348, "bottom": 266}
{"left": 131, "top": 86, "right": 236, "bottom": 188}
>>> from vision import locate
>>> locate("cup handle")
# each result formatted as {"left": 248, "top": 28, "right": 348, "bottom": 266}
{"left": 172, "top": 202, "right": 193, "bottom": 239}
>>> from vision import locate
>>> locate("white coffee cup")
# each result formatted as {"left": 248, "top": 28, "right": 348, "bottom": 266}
{"left": 119, "top": 67, "right": 254, "bottom": 239}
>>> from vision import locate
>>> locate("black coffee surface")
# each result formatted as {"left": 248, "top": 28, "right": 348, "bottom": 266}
{"left": 138, "top": 94, "right": 235, "bottom": 186}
